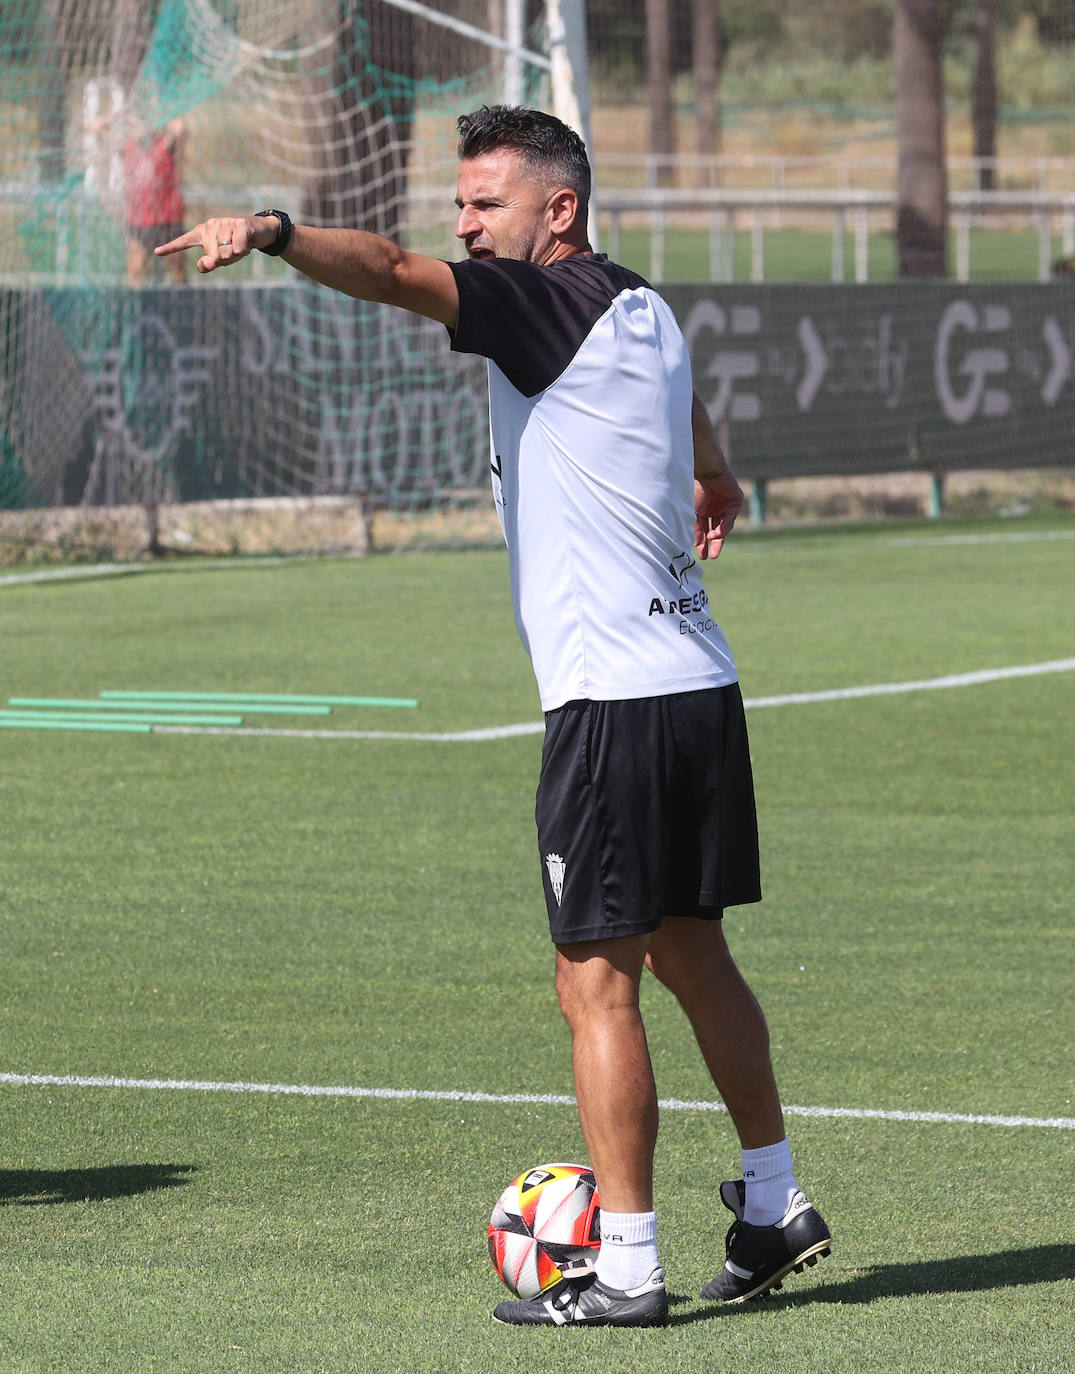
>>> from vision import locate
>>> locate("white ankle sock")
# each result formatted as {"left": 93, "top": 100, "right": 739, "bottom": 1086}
{"left": 741, "top": 1138, "right": 801, "bottom": 1225}
{"left": 595, "top": 1210, "right": 660, "bottom": 1291}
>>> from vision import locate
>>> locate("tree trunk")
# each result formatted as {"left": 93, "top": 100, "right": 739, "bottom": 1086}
{"left": 645, "top": 0, "right": 674, "bottom": 188}
{"left": 39, "top": 0, "right": 70, "bottom": 185}
{"left": 895, "top": 0, "right": 948, "bottom": 277}
{"left": 692, "top": 0, "right": 722, "bottom": 185}
{"left": 972, "top": 0, "right": 997, "bottom": 191}
{"left": 111, "top": 0, "right": 152, "bottom": 91}
{"left": 302, "top": 0, "right": 415, "bottom": 242}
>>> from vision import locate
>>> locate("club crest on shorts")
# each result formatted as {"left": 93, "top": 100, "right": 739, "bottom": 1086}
{"left": 545, "top": 853, "right": 565, "bottom": 905}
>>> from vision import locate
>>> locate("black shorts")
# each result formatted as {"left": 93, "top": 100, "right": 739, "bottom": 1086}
{"left": 535, "top": 684, "right": 761, "bottom": 945}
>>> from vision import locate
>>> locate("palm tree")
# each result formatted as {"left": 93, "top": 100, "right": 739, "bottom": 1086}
{"left": 692, "top": 0, "right": 723, "bottom": 184}
{"left": 973, "top": 0, "right": 998, "bottom": 191}
{"left": 645, "top": 0, "right": 674, "bottom": 188}
{"left": 895, "top": 0, "right": 948, "bottom": 277}
{"left": 40, "top": 0, "right": 74, "bottom": 185}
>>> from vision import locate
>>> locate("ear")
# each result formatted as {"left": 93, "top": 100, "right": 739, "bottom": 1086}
{"left": 547, "top": 187, "right": 579, "bottom": 236}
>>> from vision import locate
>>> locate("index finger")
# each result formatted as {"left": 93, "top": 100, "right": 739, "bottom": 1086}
{"left": 154, "top": 227, "right": 205, "bottom": 258}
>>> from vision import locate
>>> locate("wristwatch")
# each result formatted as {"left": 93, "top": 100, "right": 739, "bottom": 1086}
{"left": 254, "top": 208, "right": 294, "bottom": 256}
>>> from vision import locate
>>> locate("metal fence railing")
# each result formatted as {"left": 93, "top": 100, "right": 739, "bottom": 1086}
{"left": 594, "top": 187, "right": 1075, "bottom": 283}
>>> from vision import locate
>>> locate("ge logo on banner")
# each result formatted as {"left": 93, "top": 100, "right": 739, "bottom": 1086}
{"left": 684, "top": 301, "right": 762, "bottom": 424}
{"left": 934, "top": 301, "right": 1012, "bottom": 425}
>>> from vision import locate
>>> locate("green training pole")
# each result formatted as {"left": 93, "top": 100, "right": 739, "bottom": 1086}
{"left": 10, "top": 698, "right": 331, "bottom": 717}
{"left": 0, "top": 716, "right": 152, "bottom": 734}
{"left": 100, "top": 691, "right": 419, "bottom": 709}
{"left": 1, "top": 710, "right": 245, "bottom": 726}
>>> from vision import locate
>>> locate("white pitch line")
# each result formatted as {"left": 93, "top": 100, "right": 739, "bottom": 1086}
{"left": 0, "top": 558, "right": 287, "bottom": 589}
{"left": 889, "top": 529, "right": 1075, "bottom": 548}
{"left": 1, "top": 1071, "right": 1071, "bottom": 1130}
{"left": 0, "top": 563, "right": 157, "bottom": 588}
{"left": 3, "top": 528, "right": 1070, "bottom": 590}
{"left": 743, "top": 656, "right": 1075, "bottom": 709}
{"left": 147, "top": 658, "right": 1075, "bottom": 742}
{"left": 152, "top": 722, "right": 547, "bottom": 741}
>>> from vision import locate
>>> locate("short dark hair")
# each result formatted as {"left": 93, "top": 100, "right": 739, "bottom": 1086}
{"left": 456, "top": 105, "right": 591, "bottom": 215}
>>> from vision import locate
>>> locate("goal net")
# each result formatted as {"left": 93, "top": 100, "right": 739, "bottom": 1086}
{"left": 0, "top": 0, "right": 556, "bottom": 541}
{"left": 4, "top": 2, "right": 1072, "bottom": 548}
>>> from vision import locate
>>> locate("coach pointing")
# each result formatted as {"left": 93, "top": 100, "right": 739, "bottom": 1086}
{"left": 157, "top": 104, "right": 830, "bottom": 1328}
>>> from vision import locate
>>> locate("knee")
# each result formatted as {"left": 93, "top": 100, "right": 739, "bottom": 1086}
{"left": 554, "top": 960, "right": 606, "bottom": 1031}
{"left": 646, "top": 943, "right": 705, "bottom": 996}
{"left": 554, "top": 959, "right": 581, "bottom": 1027}
{"left": 646, "top": 926, "right": 735, "bottom": 1003}
{"left": 554, "top": 953, "right": 642, "bottom": 1034}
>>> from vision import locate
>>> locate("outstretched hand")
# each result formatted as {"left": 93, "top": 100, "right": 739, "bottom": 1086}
{"left": 693, "top": 468, "right": 744, "bottom": 561}
{"left": 155, "top": 216, "right": 273, "bottom": 274}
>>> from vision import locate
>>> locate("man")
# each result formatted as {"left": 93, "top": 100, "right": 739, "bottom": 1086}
{"left": 124, "top": 115, "right": 187, "bottom": 287}
{"left": 157, "top": 104, "right": 831, "bottom": 1328}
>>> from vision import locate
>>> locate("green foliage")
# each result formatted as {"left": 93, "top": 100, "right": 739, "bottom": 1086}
{"left": 721, "top": 9, "right": 1075, "bottom": 114}
{"left": 780, "top": 2, "right": 893, "bottom": 61}
{"left": 589, "top": 0, "right": 1075, "bottom": 112}
{"left": 1007, "top": 0, "right": 1075, "bottom": 42}
{"left": 720, "top": 53, "right": 895, "bottom": 107}
{"left": 721, "top": 0, "right": 786, "bottom": 50}
{"left": 995, "top": 13, "right": 1075, "bottom": 105}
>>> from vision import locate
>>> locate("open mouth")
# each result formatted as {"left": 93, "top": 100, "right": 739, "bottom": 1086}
{"left": 468, "top": 245, "right": 496, "bottom": 260}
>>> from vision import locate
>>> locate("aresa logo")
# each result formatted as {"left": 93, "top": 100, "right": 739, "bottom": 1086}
{"left": 648, "top": 588, "right": 710, "bottom": 617}
{"left": 668, "top": 549, "right": 696, "bottom": 586}
{"left": 648, "top": 549, "right": 710, "bottom": 618}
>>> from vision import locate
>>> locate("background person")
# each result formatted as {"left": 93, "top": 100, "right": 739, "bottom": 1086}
{"left": 124, "top": 115, "right": 187, "bottom": 287}
{"left": 156, "top": 103, "right": 830, "bottom": 1329}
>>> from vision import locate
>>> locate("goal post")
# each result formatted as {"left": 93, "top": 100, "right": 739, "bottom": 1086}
{"left": 547, "top": 0, "right": 599, "bottom": 248}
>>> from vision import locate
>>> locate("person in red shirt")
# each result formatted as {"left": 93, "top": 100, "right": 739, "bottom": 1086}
{"left": 123, "top": 117, "right": 187, "bottom": 286}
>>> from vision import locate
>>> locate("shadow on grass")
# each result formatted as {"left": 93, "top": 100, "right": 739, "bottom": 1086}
{"left": 670, "top": 1244, "right": 1075, "bottom": 1325}
{"left": 784, "top": 1245, "right": 1075, "bottom": 1304}
{"left": 0, "top": 1164, "right": 195, "bottom": 1205}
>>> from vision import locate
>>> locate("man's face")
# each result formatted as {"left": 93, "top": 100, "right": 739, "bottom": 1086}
{"left": 455, "top": 150, "right": 558, "bottom": 264}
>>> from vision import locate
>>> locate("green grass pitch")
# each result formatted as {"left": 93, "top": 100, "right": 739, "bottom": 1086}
{"left": 2, "top": 513, "right": 1073, "bottom": 1372}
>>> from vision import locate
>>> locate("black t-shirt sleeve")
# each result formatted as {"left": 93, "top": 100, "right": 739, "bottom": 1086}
{"left": 447, "top": 256, "right": 648, "bottom": 398}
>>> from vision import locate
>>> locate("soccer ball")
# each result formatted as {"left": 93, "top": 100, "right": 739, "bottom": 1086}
{"left": 488, "top": 1162, "right": 601, "bottom": 1298}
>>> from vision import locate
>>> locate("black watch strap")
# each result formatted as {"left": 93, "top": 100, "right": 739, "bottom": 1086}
{"left": 254, "top": 208, "right": 294, "bottom": 256}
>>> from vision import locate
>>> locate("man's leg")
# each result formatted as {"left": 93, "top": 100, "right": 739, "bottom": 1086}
{"left": 646, "top": 914, "right": 831, "bottom": 1302}
{"left": 492, "top": 931, "right": 669, "bottom": 1326}
{"left": 554, "top": 932, "right": 656, "bottom": 1214}
{"left": 645, "top": 916, "right": 783, "bottom": 1148}
{"left": 126, "top": 236, "right": 149, "bottom": 287}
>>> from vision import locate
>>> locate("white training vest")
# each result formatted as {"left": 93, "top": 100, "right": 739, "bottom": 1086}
{"left": 449, "top": 254, "right": 738, "bottom": 712}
